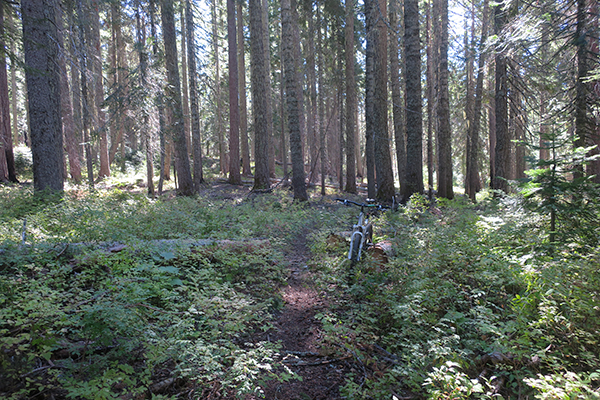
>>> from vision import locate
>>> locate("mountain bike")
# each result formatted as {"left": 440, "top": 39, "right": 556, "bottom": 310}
{"left": 336, "top": 199, "right": 389, "bottom": 263}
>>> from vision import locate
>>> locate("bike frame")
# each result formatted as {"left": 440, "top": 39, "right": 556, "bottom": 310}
{"left": 337, "top": 199, "right": 384, "bottom": 262}
{"left": 349, "top": 209, "right": 368, "bottom": 260}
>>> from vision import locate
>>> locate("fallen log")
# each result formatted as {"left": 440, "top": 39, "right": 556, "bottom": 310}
{"left": 366, "top": 240, "right": 394, "bottom": 264}
{"left": 7, "top": 238, "right": 271, "bottom": 259}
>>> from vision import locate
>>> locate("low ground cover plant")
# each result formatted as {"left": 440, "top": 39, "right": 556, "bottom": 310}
{"left": 310, "top": 193, "right": 600, "bottom": 399}
{"left": 0, "top": 185, "right": 302, "bottom": 399}
{"left": 1, "top": 181, "right": 599, "bottom": 399}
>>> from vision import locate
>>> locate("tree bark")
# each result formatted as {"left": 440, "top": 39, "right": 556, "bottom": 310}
{"left": 89, "top": 0, "right": 110, "bottom": 179}
{"left": 186, "top": 0, "right": 204, "bottom": 190}
{"left": 436, "top": 0, "right": 453, "bottom": 199}
{"left": 390, "top": 0, "right": 405, "bottom": 194}
{"left": 0, "top": 4, "right": 16, "bottom": 182}
{"left": 402, "top": 0, "right": 424, "bottom": 201}
{"left": 238, "top": 1, "right": 251, "bottom": 177}
{"left": 466, "top": 0, "right": 488, "bottom": 201}
{"left": 161, "top": 0, "right": 194, "bottom": 196}
{"left": 307, "top": 10, "right": 317, "bottom": 183}
{"left": 180, "top": 7, "right": 191, "bottom": 153}
{"left": 282, "top": 0, "right": 307, "bottom": 201}
{"left": 492, "top": 1, "right": 509, "bottom": 193}
{"left": 488, "top": 61, "right": 496, "bottom": 184}
{"left": 372, "top": 0, "right": 395, "bottom": 203}
{"left": 134, "top": 0, "right": 154, "bottom": 196}
{"left": 262, "top": 0, "right": 275, "bottom": 178}
{"left": 465, "top": 7, "right": 473, "bottom": 195}
{"left": 8, "top": 11, "right": 18, "bottom": 148}
{"left": 249, "top": 0, "right": 271, "bottom": 190}
{"left": 425, "top": 0, "right": 434, "bottom": 197}
{"left": 108, "top": 1, "right": 128, "bottom": 169}
{"left": 227, "top": 0, "right": 242, "bottom": 184}
{"left": 212, "top": 0, "right": 227, "bottom": 175}
{"left": 280, "top": 31, "right": 288, "bottom": 186}
{"left": 291, "top": 0, "right": 306, "bottom": 175}
{"left": 365, "top": 0, "right": 376, "bottom": 198}
{"left": 574, "top": 0, "right": 589, "bottom": 178}
{"left": 56, "top": 2, "right": 81, "bottom": 184}
{"left": 317, "top": 5, "right": 326, "bottom": 196}
{"left": 75, "top": 0, "right": 94, "bottom": 187}
{"left": 22, "top": 0, "right": 64, "bottom": 193}
{"left": 344, "top": 0, "right": 357, "bottom": 193}
{"left": 585, "top": 0, "right": 599, "bottom": 182}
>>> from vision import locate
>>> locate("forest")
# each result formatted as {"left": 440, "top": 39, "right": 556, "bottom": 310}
{"left": 1, "top": 0, "right": 600, "bottom": 398}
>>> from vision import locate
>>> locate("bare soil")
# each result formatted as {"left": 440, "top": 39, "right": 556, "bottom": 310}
{"left": 256, "top": 229, "right": 350, "bottom": 400}
{"left": 199, "top": 181, "right": 352, "bottom": 399}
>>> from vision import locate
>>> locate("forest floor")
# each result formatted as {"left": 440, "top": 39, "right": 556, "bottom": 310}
{"left": 204, "top": 180, "right": 352, "bottom": 399}
{"left": 256, "top": 229, "right": 349, "bottom": 400}
{"left": 5, "top": 175, "right": 597, "bottom": 399}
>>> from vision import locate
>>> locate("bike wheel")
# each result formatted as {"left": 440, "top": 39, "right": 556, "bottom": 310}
{"left": 365, "top": 223, "right": 373, "bottom": 245}
{"left": 350, "top": 233, "right": 362, "bottom": 262}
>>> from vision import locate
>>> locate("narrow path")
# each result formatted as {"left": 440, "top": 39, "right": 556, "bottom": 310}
{"left": 260, "top": 230, "right": 348, "bottom": 400}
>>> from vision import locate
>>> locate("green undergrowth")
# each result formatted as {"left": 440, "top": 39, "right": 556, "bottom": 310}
{"left": 0, "top": 184, "right": 312, "bottom": 399}
{"left": 310, "top": 193, "right": 600, "bottom": 399}
{"left": 2, "top": 183, "right": 600, "bottom": 399}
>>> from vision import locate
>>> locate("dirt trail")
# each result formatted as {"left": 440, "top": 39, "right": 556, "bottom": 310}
{"left": 259, "top": 230, "right": 349, "bottom": 400}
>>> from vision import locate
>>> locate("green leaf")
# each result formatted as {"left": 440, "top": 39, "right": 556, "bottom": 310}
{"left": 158, "top": 266, "right": 180, "bottom": 274}
{"left": 159, "top": 251, "right": 175, "bottom": 260}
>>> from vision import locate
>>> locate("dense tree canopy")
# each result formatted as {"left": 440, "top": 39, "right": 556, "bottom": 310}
{"left": 0, "top": 0, "right": 598, "bottom": 197}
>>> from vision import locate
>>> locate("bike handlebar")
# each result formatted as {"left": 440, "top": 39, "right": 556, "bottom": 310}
{"left": 335, "top": 198, "right": 391, "bottom": 210}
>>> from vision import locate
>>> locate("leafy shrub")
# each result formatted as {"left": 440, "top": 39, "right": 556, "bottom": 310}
{"left": 310, "top": 195, "right": 600, "bottom": 399}
{"left": 0, "top": 243, "right": 288, "bottom": 399}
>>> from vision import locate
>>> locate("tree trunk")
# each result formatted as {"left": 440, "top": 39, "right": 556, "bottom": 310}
{"left": 464, "top": 5, "right": 474, "bottom": 198}
{"left": 488, "top": 62, "right": 495, "bottom": 184}
{"left": 73, "top": 0, "right": 93, "bottom": 187}
{"left": 426, "top": 0, "right": 434, "bottom": 197}
{"left": 402, "top": 0, "right": 424, "bottom": 201}
{"left": 150, "top": 0, "right": 168, "bottom": 194}
{"left": 227, "top": 0, "right": 241, "bottom": 184}
{"left": 585, "top": 0, "right": 599, "bottom": 182}
{"left": 574, "top": 0, "right": 589, "bottom": 178}
{"left": 365, "top": 0, "right": 376, "bottom": 198}
{"left": 212, "top": 0, "right": 227, "bottom": 175}
{"left": 280, "top": 32, "right": 288, "bottom": 186}
{"left": 513, "top": 89, "right": 527, "bottom": 180}
{"left": 134, "top": 0, "right": 154, "bottom": 196}
{"left": 89, "top": 0, "right": 110, "bottom": 179}
{"left": 22, "top": 0, "right": 64, "bottom": 193}
{"left": 344, "top": 0, "right": 357, "bottom": 193}
{"left": 262, "top": 0, "right": 275, "bottom": 178}
{"left": 108, "top": 1, "right": 128, "bottom": 168}
{"left": 186, "top": 0, "right": 204, "bottom": 190}
{"left": 291, "top": 0, "right": 306, "bottom": 175}
{"left": 307, "top": 10, "right": 317, "bottom": 183}
{"left": 466, "top": 0, "right": 488, "bottom": 201}
{"left": 161, "top": 0, "right": 194, "bottom": 196}
{"left": 282, "top": 0, "right": 308, "bottom": 201}
{"left": 8, "top": 11, "right": 18, "bottom": 148}
{"left": 372, "top": 0, "right": 395, "bottom": 203}
{"left": 180, "top": 7, "right": 191, "bottom": 153}
{"left": 338, "top": 81, "right": 344, "bottom": 190}
{"left": 437, "top": 0, "right": 453, "bottom": 199}
{"left": 56, "top": 2, "right": 81, "bottom": 184}
{"left": 0, "top": 4, "right": 16, "bottom": 182}
{"left": 390, "top": 0, "right": 405, "bottom": 194}
{"left": 492, "top": 1, "right": 509, "bottom": 193}
{"left": 317, "top": 6, "right": 326, "bottom": 196}
{"left": 249, "top": 0, "right": 271, "bottom": 190}
{"left": 238, "top": 1, "right": 251, "bottom": 177}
